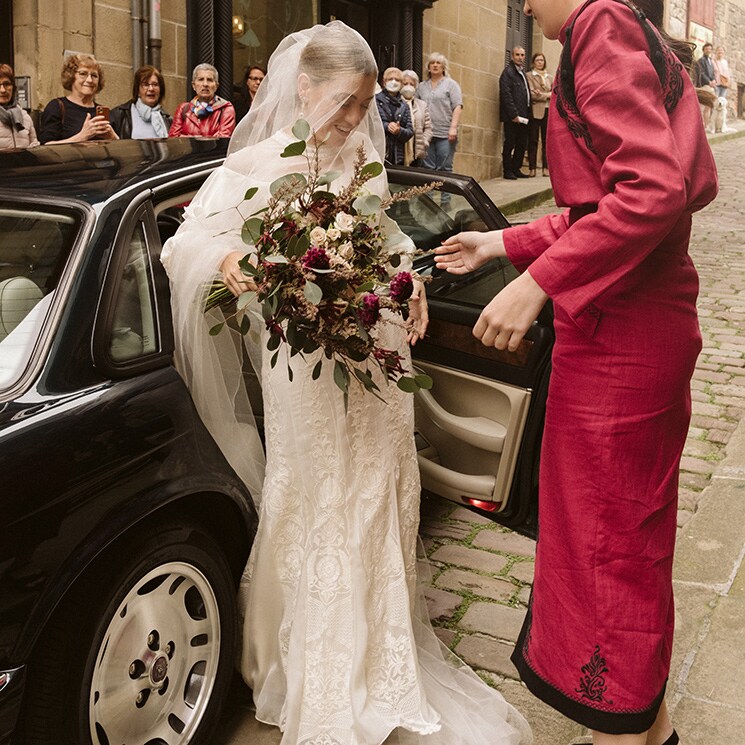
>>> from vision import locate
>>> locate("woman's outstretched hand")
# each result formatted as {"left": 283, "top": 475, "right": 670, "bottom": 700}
{"left": 407, "top": 279, "right": 429, "bottom": 346}
{"left": 474, "top": 270, "right": 548, "bottom": 352}
{"left": 434, "top": 230, "right": 506, "bottom": 274}
{"left": 220, "top": 251, "right": 257, "bottom": 296}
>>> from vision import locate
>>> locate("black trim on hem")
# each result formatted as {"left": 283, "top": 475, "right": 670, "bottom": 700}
{"left": 511, "top": 610, "right": 667, "bottom": 735}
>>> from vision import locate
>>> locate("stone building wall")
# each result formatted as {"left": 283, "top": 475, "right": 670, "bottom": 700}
{"left": 422, "top": 0, "right": 560, "bottom": 180}
{"left": 12, "top": 0, "right": 187, "bottom": 117}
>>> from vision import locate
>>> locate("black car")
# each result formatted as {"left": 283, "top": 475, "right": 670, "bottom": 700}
{"left": 0, "top": 138, "right": 552, "bottom": 745}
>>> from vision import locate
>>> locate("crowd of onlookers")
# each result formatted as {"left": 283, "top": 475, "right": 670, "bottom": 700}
{"left": 0, "top": 51, "right": 464, "bottom": 177}
{"left": 0, "top": 41, "right": 735, "bottom": 167}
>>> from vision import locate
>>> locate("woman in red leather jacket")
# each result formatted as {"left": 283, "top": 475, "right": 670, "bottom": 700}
{"left": 169, "top": 63, "right": 236, "bottom": 138}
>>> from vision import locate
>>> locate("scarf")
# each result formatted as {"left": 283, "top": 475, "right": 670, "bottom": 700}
{"left": 0, "top": 103, "right": 25, "bottom": 131}
{"left": 135, "top": 97, "right": 169, "bottom": 138}
{"left": 190, "top": 97, "right": 215, "bottom": 119}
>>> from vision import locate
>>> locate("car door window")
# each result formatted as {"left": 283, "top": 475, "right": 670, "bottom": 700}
{"left": 108, "top": 221, "right": 158, "bottom": 362}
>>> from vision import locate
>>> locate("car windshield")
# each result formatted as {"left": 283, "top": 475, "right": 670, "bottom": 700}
{"left": 0, "top": 202, "right": 80, "bottom": 389}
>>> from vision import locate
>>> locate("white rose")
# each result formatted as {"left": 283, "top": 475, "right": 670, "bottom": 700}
{"left": 335, "top": 212, "right": 355, "bottom": 233}
{"left": 310, "top": 226, "right": 327, "bottom": 246}
{"left": 326, "top": 227, "right": 341, "bottom": 242}
{"left": 338, "top": 241, "right": 354, "bottom": 261}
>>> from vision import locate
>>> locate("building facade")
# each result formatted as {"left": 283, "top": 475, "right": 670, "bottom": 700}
{"left": 3, "top": 0, "right": 742, "bottom": 179}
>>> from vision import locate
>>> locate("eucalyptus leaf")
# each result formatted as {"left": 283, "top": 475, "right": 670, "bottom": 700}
{"left": 270, "top": 172, "right": 307, "bottom": 196}
{"left": 265, "top": 255, "right": 289, "bottom": 263}
{"left": 280, "top": 140, "right": 307, "bottom": 158}
{"left": 236, "top": 291, "right": 255, "bottom": 309}
{"left": 239, "top": 315, "right": 251, "bottom": 335}
{"left": 267, "top": 333, "right": 282, "bottom": 352}
{"left": 396, "top": 376, "right": 420, "bottom": 393}
{"left": 389, "top": 253, "right": 401, "bottom": 268}
{"left": 287, "top": 364, "right": 294, "bottom": 382}
{"left": 243, "top": 186, "right": 259, "bottom": 202}
{"left": 237, "top": 256, "right": 257, "bottom": 275}
{"left": 270, "top": 349, "right": 280, "bottom": 368}
{"left": 317, "top": 170, "right": 342, "bottom": 186}
{"left": 333, "top": 361, "right": 349, "bottom": 394}
{"left": 355, "top": 281, "right": 376, "bottom": 293}
{"left": 209, "top": 322, "right": 225, "bottom": 336}
{"left": 414, "top": 373, "right": 434, "bottom": 390}
{"left": 304, "top": 281, "right": 323, "bottom": 305}
{"left": 361, "top": 161, "right": 384, "bottom": 178}
{"left": 241, "top": 217, "right": 264, "bottom": 244}
{"left": 292, "top": 118, "right": 311, "bottom": 140}
{"left": 352, "top": 193, "right": 382, "bottom": 215}
{"left": 312, "top": 359, "right": 323, "bottom": 380}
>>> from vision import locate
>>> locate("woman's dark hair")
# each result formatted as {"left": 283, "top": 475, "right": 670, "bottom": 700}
{"left": 0, "top": 63, "right": 14, "bottom": 98}
{"left": 531, "top": 52, "right": 546, "bottom": 67}
{"left": 632, "top": 0, "right": 694, "bottom": 68}
{"left": 131, "top": 65, "right": 165, "bottom": 104}
{"left": 241, "top": 65, "right": 266, "bottom": 87}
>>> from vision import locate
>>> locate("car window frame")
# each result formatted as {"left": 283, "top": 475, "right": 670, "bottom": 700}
{"left": 0, "top": 191, "right": 95, "bottom": 403}
{"left": 92, "top": 192, "right": 173, "bottom": 378}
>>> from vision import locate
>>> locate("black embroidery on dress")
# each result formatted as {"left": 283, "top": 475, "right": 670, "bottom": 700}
{"left": 575, "top": 645, "right": 614, "bottom": 704}
{"left": 555, "top": 0, "right": 686, "bottom": 152}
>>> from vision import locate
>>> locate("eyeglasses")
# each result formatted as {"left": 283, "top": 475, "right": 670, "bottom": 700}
{"left": 76, "top": 70, "right": 100, "bottom": 80}
{"left": 248, "top": 76, "right": 264, "bottom": 82}
{"left": 140, "top": 81, "right": 161, "bottom": 88}
{"left": 0, "top": 81, "right": 13, "bottom": 89}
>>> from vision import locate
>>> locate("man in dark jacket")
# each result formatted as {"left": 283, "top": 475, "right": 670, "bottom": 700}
{"left": 499, "top": 47, "right": 531, "bottom": 179}
{"left": 376, "top": 67, "right": 414, "bottom": 165}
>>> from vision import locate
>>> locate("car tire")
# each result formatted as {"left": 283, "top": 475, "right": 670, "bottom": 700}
{"left": 21, "top": 518, "right": 239, "bottom": 745}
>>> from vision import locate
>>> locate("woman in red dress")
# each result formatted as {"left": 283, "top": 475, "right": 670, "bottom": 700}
{"left": 435, "top": 0, "right": 717, "bottom": 743}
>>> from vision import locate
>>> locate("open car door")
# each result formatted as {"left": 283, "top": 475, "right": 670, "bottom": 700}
{"left": 386, "top": 167, "right": 554, "bottom": 538}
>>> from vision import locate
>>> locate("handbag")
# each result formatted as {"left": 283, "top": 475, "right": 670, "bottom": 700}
{"left": 719, "top": 73, "right": 730, "bottom": 88}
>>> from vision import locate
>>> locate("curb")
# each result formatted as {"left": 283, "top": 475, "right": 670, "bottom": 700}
{"left": 500, "top": 187, "right": 554, "bottom": 218}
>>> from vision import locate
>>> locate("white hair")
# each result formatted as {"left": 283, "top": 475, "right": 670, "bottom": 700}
{"left": 425, "top": 52, "right": 449, "bottom": 78}
{"left": 192, "top": 63, "right": 219, "bottom": 83}
{"left": 402, "top": 69, "right": 419, "bottom": 85}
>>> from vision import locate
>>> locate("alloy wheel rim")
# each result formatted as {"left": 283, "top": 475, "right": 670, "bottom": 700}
{"left": 88, "top": 561, "right": 221, "bottom": 745}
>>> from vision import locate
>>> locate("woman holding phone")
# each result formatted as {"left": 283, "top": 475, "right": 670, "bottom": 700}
{"left": 39, "top": 53, "right": 118, "bottom": 144}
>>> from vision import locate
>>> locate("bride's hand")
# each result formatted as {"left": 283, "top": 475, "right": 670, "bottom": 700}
{"left": 220, "top": 251, "right": 257, "bottom": 296}
{"left": 407, "top": 279, "right": 429, "bottom": 346}
{"left": 434, "top": 230, "right": 506, "bottom": 274}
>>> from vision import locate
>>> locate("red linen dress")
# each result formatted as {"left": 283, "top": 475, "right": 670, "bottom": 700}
{"left": 503, "top": 0, "right": 718, "bottom": 734}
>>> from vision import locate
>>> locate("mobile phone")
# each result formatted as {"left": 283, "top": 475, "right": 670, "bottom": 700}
{"left": 95, "top": 105, "right": 110, "bottom": 120}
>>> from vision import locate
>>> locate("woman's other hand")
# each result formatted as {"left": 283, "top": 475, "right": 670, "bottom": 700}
{"left": 220, "top": 251, "right": 256, "bottom": 296}
{"left": 407, "top": 279, "right": 429, "bottom": 346}
{"left": 473, "top": 270, "right": 548, "bottom": 352}
{"left": 434, "top": 230, "right": 505, "bottom": 274}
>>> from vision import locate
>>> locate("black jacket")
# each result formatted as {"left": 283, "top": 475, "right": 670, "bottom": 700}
{"left": 694, "top": 55, "right": 716, "bottom": 88}
{"left": 375, "top": 91, "right": 413, "bottom": 165}
{"left": 110, "top": 102, "right": 173, "bottom": 139}
{"left": 499, "top": 62, "right": 531, "bottom": 122}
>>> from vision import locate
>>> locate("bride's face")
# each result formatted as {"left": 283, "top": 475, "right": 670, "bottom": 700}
{"left": 299, "top": 73, "right": 376, "bottom": 147}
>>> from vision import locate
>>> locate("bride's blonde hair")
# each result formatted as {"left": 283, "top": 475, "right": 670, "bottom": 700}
{"left": 299, "top": 25, "right": 378, "bottom": 83}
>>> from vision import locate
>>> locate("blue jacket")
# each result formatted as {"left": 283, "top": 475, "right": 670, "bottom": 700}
{"left": 375, "top": 90, "right": 413, "bottom": 165}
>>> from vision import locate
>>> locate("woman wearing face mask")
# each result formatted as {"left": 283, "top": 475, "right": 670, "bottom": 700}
{"left": 161, "top": 22, "right": 532, "bottom": 745}
{"left": 0, "top": 64, "right": 38, "bottom": 150}
{"left": 401, "top": 70, "right": 432, "bottom": 167}
{"left": 375, "top": 66, "right": 413, "bottom": 165}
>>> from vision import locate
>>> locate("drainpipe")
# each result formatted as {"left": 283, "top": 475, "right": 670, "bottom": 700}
{"left": 148, "top": 0, "right": 162, "bottom": 71}
{"left": 132, "top": 0, "right": 144, "bottom": 69}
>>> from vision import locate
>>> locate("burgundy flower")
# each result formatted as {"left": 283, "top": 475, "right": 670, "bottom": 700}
{"left": 389, "top": 271, "right": 413, "bottom": 303}
{"left": 302, "top": 247, "right": 331, "bottom": 271}
{"left": 358, "top": 293, "right": 380, "bottom": 328}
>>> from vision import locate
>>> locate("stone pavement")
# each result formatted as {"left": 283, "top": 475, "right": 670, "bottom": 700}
{"left": 216, "top": 123, "right": 745, "bottom": 745}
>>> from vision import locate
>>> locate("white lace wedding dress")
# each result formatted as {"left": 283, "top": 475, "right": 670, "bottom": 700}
{"left": 162, "top": 129, "right": 532, "bottom": 745}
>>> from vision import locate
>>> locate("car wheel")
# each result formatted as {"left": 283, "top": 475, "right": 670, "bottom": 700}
{"left": 22, "top": 519, "right": 239, "bottom": 745}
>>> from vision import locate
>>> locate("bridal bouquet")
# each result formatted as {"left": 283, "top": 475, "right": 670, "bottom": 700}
{"left": 205, "top": 119, "right": 438, "bottom": 406}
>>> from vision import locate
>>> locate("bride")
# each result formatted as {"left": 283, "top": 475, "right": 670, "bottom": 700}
{"left": 161, "top": 21, "right": 532, "bottom": 745}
